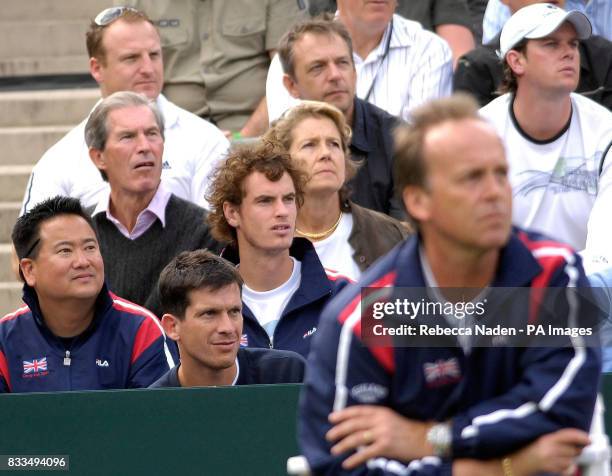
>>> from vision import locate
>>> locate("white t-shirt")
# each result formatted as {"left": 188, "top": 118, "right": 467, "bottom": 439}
{"left": 266, "top": 14, "right": 453, "bottom": 123}
{"left": 480, "top": 93, "right": 612, "bottom": 253}
{"left": 242, "top": 257, "right": 302, "bottom": 340}
{"left": 21, "top": 94, "right": 230, "bottom": 214}
{"left": 311, "top": 212, "right": 361, "bottom": 282}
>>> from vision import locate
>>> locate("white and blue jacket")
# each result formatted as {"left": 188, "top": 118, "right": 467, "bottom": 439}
{"left": 223, "top": 238, "right": 348, "bottom": 358}
{"left": 0, "top": 284, "right": 175, "bottom": 393}
{"left": 299, "top": 229, "right": 601, "bottom": 475}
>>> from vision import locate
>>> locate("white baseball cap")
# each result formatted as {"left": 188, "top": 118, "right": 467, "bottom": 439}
{"left": 499, "top": 3, "right": 591, "bottom": 58}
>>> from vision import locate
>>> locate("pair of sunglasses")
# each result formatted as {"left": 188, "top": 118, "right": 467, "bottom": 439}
{"left": 94, "top": 6, "right": 139, "bottom": 26}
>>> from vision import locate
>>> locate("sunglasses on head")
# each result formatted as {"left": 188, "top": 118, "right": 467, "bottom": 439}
{"left": 94, "top": 6, "right": 139, "bottom": 26}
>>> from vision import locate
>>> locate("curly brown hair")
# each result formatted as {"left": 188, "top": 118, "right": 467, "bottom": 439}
{"left": 206, "top": 140, "right": 309, "bottom": 244}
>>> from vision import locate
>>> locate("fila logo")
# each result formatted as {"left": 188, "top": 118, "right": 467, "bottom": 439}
{"left": 96, "top": 359, "right": 109, "bottom": 367}
{"left": 303, "top": 327, "right": 317, "bottom": 339}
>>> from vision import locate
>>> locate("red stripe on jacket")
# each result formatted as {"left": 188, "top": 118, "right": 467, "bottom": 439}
{"left": 0, "top": 350, "right": 12, "bottom": 392}
{"left": 337, "top": 271, "right": 398, "bottom": 373}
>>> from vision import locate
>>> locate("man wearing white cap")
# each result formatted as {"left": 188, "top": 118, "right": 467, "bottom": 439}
{"left": 479, "top": 3, "right": 612, "bottom": 258}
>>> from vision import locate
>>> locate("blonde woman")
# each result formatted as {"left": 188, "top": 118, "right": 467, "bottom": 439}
{"left": 264, "top": 101, "right": 410, "bottom": 281}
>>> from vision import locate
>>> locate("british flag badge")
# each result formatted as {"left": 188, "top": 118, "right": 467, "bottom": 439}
{"left": 23, "top": 357, "right": 49, "bottom": 378}
{"left": 240, "top": 334, "right": 249, "bottom": 347}
{"left": 423, "top": 358, "right": 461, "bottom": 388}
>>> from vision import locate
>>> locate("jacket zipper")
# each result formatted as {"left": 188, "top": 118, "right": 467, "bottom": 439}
{"left": 63, "top": 350, "right": 71, "bottom": 366}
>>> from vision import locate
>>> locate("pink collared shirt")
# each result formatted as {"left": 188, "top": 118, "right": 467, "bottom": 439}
{"left": 92, "top": 184, "right": 172, "bottom": 240}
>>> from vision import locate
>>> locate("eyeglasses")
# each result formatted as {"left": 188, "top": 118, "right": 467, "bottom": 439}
{"left": 94, "top": 6, "right": 139, "bottom": 27}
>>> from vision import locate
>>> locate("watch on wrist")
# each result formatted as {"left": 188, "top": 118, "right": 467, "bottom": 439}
{"left": 427, "top": 422, "right": 452, "bottom": 458}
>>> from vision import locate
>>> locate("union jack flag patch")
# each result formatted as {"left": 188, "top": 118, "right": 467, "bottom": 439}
{"left": 240, "top": 334, "right": 249, "bottom": 347}
{"left": 23, "top": 357, "right": 49, "bottom": 378}
{"left": 423, "top": 358, "right": 461, "bottom": 388}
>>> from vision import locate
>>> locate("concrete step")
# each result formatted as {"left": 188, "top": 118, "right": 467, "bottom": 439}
{"left": 0, "top": 282, "right": 24, "bottom": 318}
{"left": 3, "top": 0, "right": 108, "bottom": 22}
{"left": 0, "top": 56, "right": 89, "bottom": 78}
{"left": 0, "top": 203, "right": 21, "bottom": 245}
{"left": 0, "top": 166, "right": 32, "bottom": 203}
{"left": 0, "top": 245, "right": 18, "bottom": 283}
{"left": 0, "top": 89, "right": 99, "bottom": 128}
{"left": 0, "top": 21, "right": 91, "bottom": 60}
{"left": 0, "top": 126, "right": 72, "bottom": 166}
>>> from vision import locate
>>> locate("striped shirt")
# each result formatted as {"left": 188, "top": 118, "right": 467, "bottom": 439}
{"left": 585, "top": 0, "right": 612, "bottom": 40}
{"left": 482, "top": 0, "right": 611, "bottom": 43}
{"left": 354, "top": 14, "right": 453, "bottom": 119}
{"left": 266, "top": 14, "right": 453, "bottom": 122}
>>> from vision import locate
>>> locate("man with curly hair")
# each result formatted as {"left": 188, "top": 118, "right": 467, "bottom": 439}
{"left": 206, "top": 141, "right": 345, "bottom": 358}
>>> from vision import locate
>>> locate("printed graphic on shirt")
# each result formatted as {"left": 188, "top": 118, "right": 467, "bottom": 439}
{"left": 22, "top": 357, "right": 48, "bottom": 378}
{"left": 515, "top": 156, "right": 599, "bottom": 197}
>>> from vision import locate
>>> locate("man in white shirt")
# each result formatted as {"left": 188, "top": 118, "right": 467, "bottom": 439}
{"left": 85, "top": 91, "right": 217, "bottom": 317}
{"left": 21, "top": 6, "right": 229, "bottom": 214}
{"left": 479, "top": 3, "right": 612, "bottom": 256}
{"left": 206, "top": 141, "right": 341, "bottom": 358}
{"left": 266, "top": 0, "right": 453, "bottom": 122}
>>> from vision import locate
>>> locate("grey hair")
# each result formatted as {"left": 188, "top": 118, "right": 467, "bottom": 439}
{"left": 84, "top": 91, "right": 164, "bottom": 181}
{"left": 84, "top": 91, "right": 165, "bottom": 151}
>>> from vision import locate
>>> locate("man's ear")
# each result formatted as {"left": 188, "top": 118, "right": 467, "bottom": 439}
{"left": 223, "top": 202, "right": 240, "bottom": 228}
{"left": 402, "top": 185, "right": 431, "bottom": 223}
{"left": 283, "top": 74, "right": 301, "bottom": 99}
{"left": 89, "top": 56, "right": 104, "bottom": 84}
{"left": 505, "top": 50, "right": 526, "bottom": 77}
{"left": 19, "top": 258, "right": 36, "bottom": 287}
{"left": 161, "top": 314, "right": 181, "bottom": 341}
{"left": 89, "top": 147, "right": 106, "bottom": 173}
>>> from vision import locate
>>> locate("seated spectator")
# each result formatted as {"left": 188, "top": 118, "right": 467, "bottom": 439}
{"left": 0, "top": 196, "right": 174, "bottom": 393}
{"left": 21, "top": 6, "right": 229, "bottom": 214}
{"left": 86, "top": 91, "right": 218, "bottom": 317}
{"left": 299, "top": 94, "right": 601, "bottom": 475}
{"left": 483, "top": 0, "right": 611, "bottom": 43}
{"left": 275, "top": 18, "right": 406, "bottom": 218}
{"left": 115, "top": 0, "right": 307, "bottom": 136}
{"left": 455, "top": 0, "right": 612, "bottom": 109}
{"left": 478, "top": 4, "right": 612, "bottom": 253}
{"left": 266, "top": 1, "right": 453, "bottom": 123}
{"left": 206, "top": 141, "right": 342, "bottom": 358}
{"left": 150, "top": 250, "right": 305, "bottom": 388}
{"left": 264, "top": 100, "right": 410, "bottom": 281}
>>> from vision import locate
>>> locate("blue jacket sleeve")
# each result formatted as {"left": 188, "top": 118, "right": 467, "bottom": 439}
{"left": 128, "top": 317, "right": 175, "bottom": 389}
{"left": 0, "top": 346, "right": 10, "bottom": 393}
{"left": 299, "top": 301, "right": 452, "bottom": 476}
{"left": 451, "top": 259, "right": 602, "bottom": 458}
